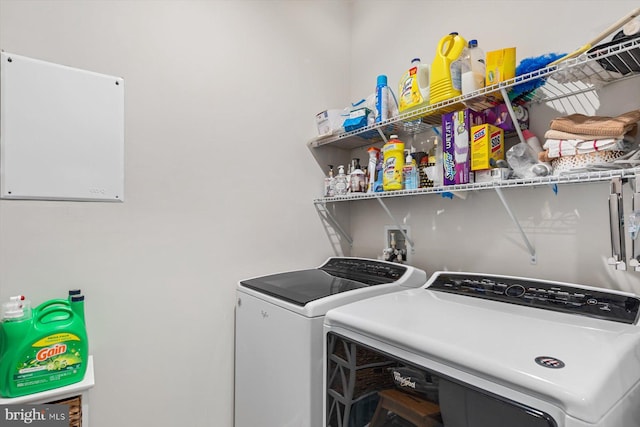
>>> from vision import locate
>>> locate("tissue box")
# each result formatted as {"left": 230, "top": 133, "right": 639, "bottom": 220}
{"left": 471, "top": 124, "right": 504, "bottom": 171}
{"left": 442, "top": 109, "right": 485, "bottom": 185}
{"left": 486, "top": 48, "right": 516, "bottom": 86}
{"left": 483, "top": 103, "right": 529, "bottom": 132}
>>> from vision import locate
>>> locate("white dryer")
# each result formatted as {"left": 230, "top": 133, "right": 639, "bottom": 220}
{"left": 324, "top": 271, "right": 640, "bottom": 427}
{"left": 234, "top": 257, "right": 427, "bottom": 427}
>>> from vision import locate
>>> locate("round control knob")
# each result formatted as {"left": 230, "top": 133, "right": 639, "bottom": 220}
{"left": 505, "top": 284, "right": 526, "bottom": 297}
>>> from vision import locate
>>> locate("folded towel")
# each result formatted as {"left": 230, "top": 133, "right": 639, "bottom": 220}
{"left": 549, "top": 109, "right": 640, "bottom": 137}
{"left": 544, "top": 128, "right": 630, "bottom": 141}
{"left": 543, "top": 138, "right": 622, "bottom": 159}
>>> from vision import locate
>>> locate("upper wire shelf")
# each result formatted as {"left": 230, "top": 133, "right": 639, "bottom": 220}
{"left": 308, "top": 37, "right": 640, "bottom": 151}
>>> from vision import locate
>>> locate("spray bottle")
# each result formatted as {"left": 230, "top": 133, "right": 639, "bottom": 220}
{"left": 367, "top": 147, "right": 381, "bottom": 193}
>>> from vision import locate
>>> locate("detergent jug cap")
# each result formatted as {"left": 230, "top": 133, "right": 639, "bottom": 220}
{"left": 71, "top": 295, "right": 85, "bottom": 303}
{"left": 376, "top": 75, "right": 388, "bottom": 86}
{"left": 469, "top": 39, "right": 478, "bottom": 47}
{"left": 68, "top": 289, "right": 82, "bottom": 296}
{"left": 411, "top": 57, "right": 421, "bottom": 63}
{"left": 450, "top": 32, "right": 459, "bottom": 35}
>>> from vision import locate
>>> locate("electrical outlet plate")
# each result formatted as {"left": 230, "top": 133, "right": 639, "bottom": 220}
{"left": 384, "top": 225, "right": 411, "bottom": 263}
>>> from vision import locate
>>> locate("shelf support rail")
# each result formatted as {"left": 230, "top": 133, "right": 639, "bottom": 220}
{"left": 314, "top": 201, "right": 353, "bottom": 247}
{"left": 494, "top": 187, "right": 537, "bottom": 264}
{"left": 500, "top": 88, "right": 526, "bottom": 145}
{"left": 608, "top": 177, "right": 627, "bottom": 270}
{"left": 630, "top": 177, "right": 640, "bottom": 271}
{"left": 376, "top": 197, "right": 415, "bottom": 251}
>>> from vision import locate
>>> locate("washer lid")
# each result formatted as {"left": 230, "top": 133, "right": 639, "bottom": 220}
{"left": 240, "top": 258, "right": 409, "bottom": 306}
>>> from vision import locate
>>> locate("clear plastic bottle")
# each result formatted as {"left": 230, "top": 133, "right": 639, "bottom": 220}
{"left": 426, "top": 131, "right": 443, "bottom": 187}
{"left": 461, "top": 39, "right": 486, "bottom": 95}
{"left": 451, "top": 45, "right": 468, "bottom": 93}
{"left": 402, "top": 151, "right": 418, "bottom": 190}
{"left": 324, "top": 165, "right": 335, "bottom": 197}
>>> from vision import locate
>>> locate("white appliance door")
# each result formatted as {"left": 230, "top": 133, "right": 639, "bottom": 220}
{"left": 235, "top": 291, "right": 324, "bottom": 427}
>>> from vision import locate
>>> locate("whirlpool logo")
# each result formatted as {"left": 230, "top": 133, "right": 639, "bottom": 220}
{"left": 2, "top": 405, "right": 67, "bottom": 426}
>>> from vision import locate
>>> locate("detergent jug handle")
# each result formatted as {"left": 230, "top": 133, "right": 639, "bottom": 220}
{"left": 36, "top": 305, "right": 73, "bottom": 324}
{"left": 438, "top": 33, "right": 455, "bottom": 57}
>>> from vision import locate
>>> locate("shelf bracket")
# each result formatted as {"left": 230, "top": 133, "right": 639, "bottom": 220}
{"left": 314, "top": 201, "right": 353, "bottom": 247}
{"left": 376, "top": 197, "right": 415, "bottom": 251}
{"left": 494, "top": 187, "right": 537, "bottom": 264}
{"left": 376, "top": 128, "right": 388, "bottom": 143}
{"left": 608, "top": 177, "right": 627, "bottom": 270}
{"left": 500, "top": 88, "right": 526, "bottom": 145}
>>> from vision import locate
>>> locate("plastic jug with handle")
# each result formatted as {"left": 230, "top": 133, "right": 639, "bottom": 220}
{"left": 429, "top": 32, "right": 467, "bottom": 105}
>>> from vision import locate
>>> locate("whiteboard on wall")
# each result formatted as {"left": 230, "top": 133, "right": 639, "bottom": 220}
{"left": 0, "top": 52, "right": 124, "bottom": 202}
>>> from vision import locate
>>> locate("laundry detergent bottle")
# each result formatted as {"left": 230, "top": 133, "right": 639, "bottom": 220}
{"left": 398, "top": 58, "right": 430, "bottom": 113}
{"left": 0, "top": 291, "right": 89, "bottom": 397}
{"left": 429, "top": 32, "right": 467, "bottom": 104}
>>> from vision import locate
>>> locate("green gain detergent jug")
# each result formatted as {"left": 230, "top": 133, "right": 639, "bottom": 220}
{"left": 0, "top": 290, "right": 88, "bottom": 397}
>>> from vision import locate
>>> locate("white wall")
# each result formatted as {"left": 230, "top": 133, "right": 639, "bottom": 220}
{"left": 0, "top": 1, "right": 349, "bottom": 426}
{"left": 344, "top": 0, "right": 640, "bottom": 293}
{"left": 2, "top": 0, "right": 640, "bottom": 426}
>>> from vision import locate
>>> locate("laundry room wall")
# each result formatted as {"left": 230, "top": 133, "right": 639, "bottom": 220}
{"left": 0, "top": 1, "right": 348, "bottom": 426}
{"left": 343, "top": 0, "right": 640, "bottom": 293}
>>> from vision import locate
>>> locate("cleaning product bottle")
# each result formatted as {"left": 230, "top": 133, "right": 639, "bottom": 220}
{"left": 419, "top": 155, "right": 432, "bottom": 188}
{"left": 334, "top": 165, "right": 348, "bottom": 196}
{"left": 375, "top": 75, "right": 391, "bottom": 123}
{"left": 350, "top": 158, "right": 365, "bottom": 193}
{"left": 427, "top": 130, "right": 444, "bottom": 187}
{"left": 0, "top": 292, "right": 89, "bottom": 397}
{"left": 324, "top": 165, "right": 336, "bottom": 197}
{"left": 402, "top": 151, "right": 418, "bottom": 190}
{"left": 398, "top": 58, "right": 430, "bottom": 113}
{"left": 461, "top": 39, "right": 486, "bottom": 95}
{"left": 367, "top": 147, "right": 381, "bottom": 193}
{"left": 429, "top": 32, "right": 467, "bottom": 104}
{"left": 382, "top": 135, "right": 405, "bottom": 191}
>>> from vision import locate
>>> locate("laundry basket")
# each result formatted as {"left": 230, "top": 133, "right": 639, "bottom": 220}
{"left": 47, "top": 395, "right": 82, "bottom": 427}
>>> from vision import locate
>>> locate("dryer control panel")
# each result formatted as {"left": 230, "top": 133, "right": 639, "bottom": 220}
{"left": 429, "top": 273, "right": 640, "bottom": 324}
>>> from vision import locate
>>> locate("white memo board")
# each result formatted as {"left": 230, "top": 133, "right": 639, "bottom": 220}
{"left": 0, "top": 52, "right": 124, "bottom": 201}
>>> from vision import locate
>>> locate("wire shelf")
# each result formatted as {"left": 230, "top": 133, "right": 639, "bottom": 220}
{"left": 313, "top": 167, "right": 640, "bottom": 204}
{"left": 308, "top": 37, "right": 640, "bottom": 151}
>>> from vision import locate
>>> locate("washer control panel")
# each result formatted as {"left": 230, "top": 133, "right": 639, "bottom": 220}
{"left": 429, "top": 273, "right": 640, "bottom": 324}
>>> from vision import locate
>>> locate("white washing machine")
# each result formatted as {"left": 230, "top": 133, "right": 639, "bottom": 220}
{"left": 324, "top": 271, "right": 640, "bottom": 427}
{"left": 234, "top": 257, "right": 427, "bottom": 427}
